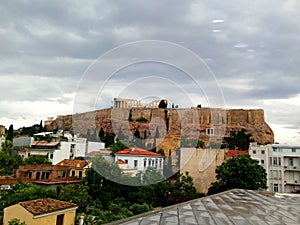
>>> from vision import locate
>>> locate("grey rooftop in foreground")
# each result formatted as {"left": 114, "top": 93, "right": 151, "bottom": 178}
{"left": 106, "top": 189, "right": 300, "bottom": 225}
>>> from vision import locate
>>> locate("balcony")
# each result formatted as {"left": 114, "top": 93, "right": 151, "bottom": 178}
{"left": 284, "top": 180, "right": 300, "bottom": 186}
{"left": 283, "top": 166, "right": 300, "bottom": 171}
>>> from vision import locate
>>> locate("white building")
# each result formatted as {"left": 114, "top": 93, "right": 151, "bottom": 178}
{"left": 114, "top": 147, "right": 164, "bottom": 176}
{"left": 27, "top": 135, "right": 87, "bottom": 165}
{"left": 87, "top": 141, "right": 105, "bottom": 154}
{"left": 249, "top": 142, "right": 300, "bottom": 193}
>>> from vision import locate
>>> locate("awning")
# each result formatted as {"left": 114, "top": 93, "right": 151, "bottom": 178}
{"left": 30, "top": 151, "right": 49, "bottom": 156}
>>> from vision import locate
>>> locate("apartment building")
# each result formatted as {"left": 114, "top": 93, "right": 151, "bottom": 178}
{"left": 249, "top": 142, "right": 300, "bottom": 193}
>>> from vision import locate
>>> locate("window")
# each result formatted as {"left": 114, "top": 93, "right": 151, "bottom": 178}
{"left": 261, "top": 159, "right": 264, "bottom": 164}
{"left": 273, "top": 157, "right": 277, "bottom": 166}
{"left": 144, "top": 160, "right": 147, "bottom": 168}
{"left": 71, "top": 170, "right": 75, "bottom": 177}
{"left": 56, "top": 214, "right": 64, "bottom": 225}
{"left": 253, "top": 150, "right": 256, "bottom": 154}
{"left": 261, "top": 150, "right": 265, "bottom": 154}
{"left": 50, "top": 153, "right": 53, "bottom": 159}
{"left": 273, "top": 148, "right": 277, "bottom": 152}
{"left": 79, "top": 171, "right": 83, "bottom": 178}
{"left": 134, "top": 160, "right": 138, "bottom": 168}
{"left": 62, "top": 171, "right": 67, "bottom": 178}
{"left": 273, "top": 184, "right": 279, "bottom": 192}
{"left": 289, "top": 158, "right": 294, "bottom": 166}
{"left": 206, "top": 128, "right": 214, "bottom": 135}
{"left": 278, "top": 157, "right": 281, "bottom": 166}
{"left": 292, "top": 148, "right": 296, "bottom": 153}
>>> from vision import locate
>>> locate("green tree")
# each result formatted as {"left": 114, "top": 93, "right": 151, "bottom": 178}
{"left": 0, "top": 140, "right": 22, "bottom": 175}
{"left": 223, "top": 129, "right": 253, "bottom": 150}
{"left": 38, "top": 120, "right": 44, "bottom": 133}
{"left": 110, "top": 140, "right": 129, "bottom": 156}
{"left": 208, "top": 154, "right": 267, "bottom": 195}
{"left": 170, "top": 172, "right": 201, "bottom": 202}
{"left": 7, "top": 124, "right": 14, "bottom": 141}
{"left": 0, "top": 182, "right": 56, "bottom": 211}
{"left": 24, "top": 155, "right": 51, "bottom": 165}
{"left": 158, "top": 100, "right": 167, "bottom": 108}
{"left": 136, "top": 116, "right": 148, "bottom": 123}
{"left": 133, "top": 127, "right": 143, "bottom": 148}
{"left": 84, "top": 156, "right": 123, "bottom": 209}
{"left": 98, "top": 127, "right": 105, "bottom": 142}
{"left": 141, "top": 167, "right": 166, "bottom": 185}
{"left": 8, "top": 218, "right": 27, "bottom": 225}
{"left": 196, "top": 140, "right": 205, "bottom": 148}
{"left": 103, "top": 133, "right": 115, "bottom": 147}
{"left": 157, "top": 148, "right": 165, "bottom": 156}
{"left": 58, "top": 185, "right": 90, "bottom": 206}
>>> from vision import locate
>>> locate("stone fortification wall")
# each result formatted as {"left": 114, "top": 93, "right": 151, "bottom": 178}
{"left": 46, "top": 107, "right": 274, "bottom": 146}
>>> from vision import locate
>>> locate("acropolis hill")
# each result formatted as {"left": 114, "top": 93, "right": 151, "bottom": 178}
{"left": 45, "top": 107, "right": 274, "bottom": 151}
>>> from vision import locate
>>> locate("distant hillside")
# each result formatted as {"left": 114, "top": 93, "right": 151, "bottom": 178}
{"left": 45, "top": 107, "right": 274, "bottom": 152}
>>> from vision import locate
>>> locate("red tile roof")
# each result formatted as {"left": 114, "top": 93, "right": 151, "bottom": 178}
{"left": 18, "top": 149, "right": 27, "bottom": 153}
{"left": 226, "top": 150, "right": 249, "bottom": 157}
{"left": 117, "top": 159, "right": 128, "bottom": 164}
{"left": 114, "top": 147, "right": 163, "bottom": 157}
{"left": 33, "top": 178, "right": 83, "bottom": 184}
{"left": 19, "top": 198, "right": 77, "bottom": 215}
{"left": 56, "top": 159, "right": 90, "bottom": 168}
{"left": 19, "top": 165, "right": 70, "bottom": 171}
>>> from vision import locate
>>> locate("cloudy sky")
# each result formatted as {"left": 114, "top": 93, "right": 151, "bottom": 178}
{"left": 1, "top": 0, "right": 300, "bottom": 144}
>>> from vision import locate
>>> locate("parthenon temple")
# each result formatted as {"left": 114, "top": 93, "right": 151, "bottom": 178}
{"left": 113, "top": 98, "right": 143, "bottom": 108}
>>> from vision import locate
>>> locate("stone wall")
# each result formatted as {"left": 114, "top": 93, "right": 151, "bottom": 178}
{"left": 180, "top": 148, "right": 226, "bottom": 194}
{"left": 46, "top": 107, "right": 274, "bottom": 148}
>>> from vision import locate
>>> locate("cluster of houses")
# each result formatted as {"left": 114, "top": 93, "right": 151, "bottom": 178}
{"left": 1, "top": 128, "right": 300, "bottom": 224}
{"left": 0, "top": 131, "right": 165, "bottom": 191}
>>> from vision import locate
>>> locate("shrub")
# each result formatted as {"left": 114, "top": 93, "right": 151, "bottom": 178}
{"left": 136, "top": 117, "right": 148, "bottom": 123}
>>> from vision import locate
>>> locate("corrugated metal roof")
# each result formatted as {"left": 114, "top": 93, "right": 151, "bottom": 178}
{"left": 106, "top": 189, "right": 300, "bottom": 225}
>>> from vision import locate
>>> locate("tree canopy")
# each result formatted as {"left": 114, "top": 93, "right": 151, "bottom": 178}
{"left": 208, "top": 154, "right": 267, "bottom": 195}
{"left": 23, "top": 155, "right": 51, "bottom": 165}
{"left": 223, "top": 128, "right": 253, "bottom": 150}
{"left": 7, "top": 124, "right": 14, "bottom": 142}
{"left": 0, "top": 140, "right": 22, "bottom": 175}
{"left": 0, "top": 182, "right": 56, "bottom": 211}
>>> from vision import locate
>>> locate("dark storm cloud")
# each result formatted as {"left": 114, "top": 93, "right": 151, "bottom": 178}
{"left": 1, "top": 0, "right": 300, "bottom": 142}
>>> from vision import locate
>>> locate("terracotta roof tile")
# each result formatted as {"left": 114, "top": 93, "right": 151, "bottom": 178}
{"left": 115, "top": 147, "right": 163, "bottom": 157}
{"left": 19, "top": 165, "right": 70, "bottom": 171}
{"left": 56, "top": 159, "right": 90, "bottom": 168}
{"left": 19, "top": 198, "right": 77, "bottom": 215}
{"left": 117, "top": 159, "right": 128, "bottom": 164}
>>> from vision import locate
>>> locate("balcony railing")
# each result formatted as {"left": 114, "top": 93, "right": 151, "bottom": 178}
{"left": 284, "top": 180, "right": 300, "bottom": 185}
{"left": 283, "top": 166, "right": 300, "bottom": 171}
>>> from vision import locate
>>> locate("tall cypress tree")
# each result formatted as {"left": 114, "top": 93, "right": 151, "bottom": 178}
{"left": 98, "top": 127, "right": 105, "bottom": 142}
{"left": 6, "top": 124, "right": 14, "bottom": 142}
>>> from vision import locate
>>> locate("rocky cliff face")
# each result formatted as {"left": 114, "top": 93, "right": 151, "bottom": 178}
{"left": 46, "top": 107, "right": 274, "bottom": 151}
